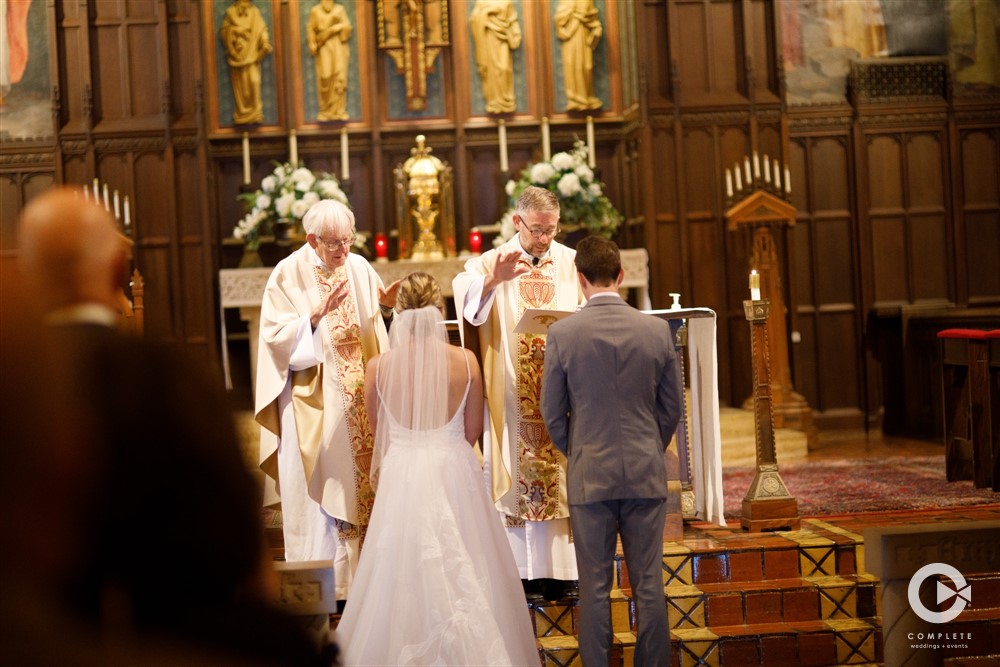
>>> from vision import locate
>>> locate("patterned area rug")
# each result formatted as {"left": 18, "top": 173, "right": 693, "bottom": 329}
{"left": 723, "top": 456, "right": 1000, "bottom": 519}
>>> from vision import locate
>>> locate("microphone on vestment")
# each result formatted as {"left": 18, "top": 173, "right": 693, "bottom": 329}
{"left": 532, "top": 256, "right": 540, "bottom": 266}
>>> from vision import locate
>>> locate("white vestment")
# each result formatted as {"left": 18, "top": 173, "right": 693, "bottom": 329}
{"left": 255, "top": 246, "right": 389, "bottom": 599}
{"left": 453, "top": 236, "right": 582, "bottom": 580}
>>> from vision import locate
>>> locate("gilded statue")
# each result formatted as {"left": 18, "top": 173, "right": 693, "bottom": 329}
{"left": 554, "top": 0, "right": 603, "bottom": 111}
{"left": 220, "top": 0, "right": 273, "bottom": 125}
{"left": 307, "top": 0, "right": 353, "bottom": 121}
{"left": 470, "top": 0, "right": 522, "bottom": 114}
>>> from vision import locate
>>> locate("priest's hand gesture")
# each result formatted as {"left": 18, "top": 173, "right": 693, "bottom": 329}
{"left": 378, "top": 279, "right": 402, "bottom": 312}
{"left": 311, "top": 277, "right": 350, "bottom": 329}
{"left": 484, "top": 248, "right": 531, "bottom": 293}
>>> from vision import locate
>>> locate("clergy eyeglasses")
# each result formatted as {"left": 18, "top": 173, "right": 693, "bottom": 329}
{"left": 526, "top": 227, "right": 560, "bottom": 239}
{"left": 316, "top": 234, "right": 355, "bottom": 250}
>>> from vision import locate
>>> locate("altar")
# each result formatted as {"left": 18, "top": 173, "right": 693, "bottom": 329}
{"left": 219, "top": 248, "right": 726, "bottom": 526}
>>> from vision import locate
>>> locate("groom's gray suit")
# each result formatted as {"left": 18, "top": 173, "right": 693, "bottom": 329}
{"left": 541, "top": 293, "right": 682, "bottom": 667}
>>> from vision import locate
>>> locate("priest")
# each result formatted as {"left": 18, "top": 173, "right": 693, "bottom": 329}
{"left": 255, "top": 199, "right": 398, "bottom": 601}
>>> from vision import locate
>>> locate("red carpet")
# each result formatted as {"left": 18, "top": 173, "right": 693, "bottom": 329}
{"left": 723, "top": 455, "right": 999, "bottom": 519}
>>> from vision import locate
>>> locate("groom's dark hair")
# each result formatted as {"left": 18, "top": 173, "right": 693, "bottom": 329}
{"left": 574, "top": 236, "right": 621, "bottom": 287}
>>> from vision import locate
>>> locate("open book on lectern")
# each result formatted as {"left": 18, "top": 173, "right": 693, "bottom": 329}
{"left": 513, "top": 308, "right": 576, "bottom": 335}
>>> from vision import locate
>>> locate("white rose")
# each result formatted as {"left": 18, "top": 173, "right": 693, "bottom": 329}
{"left": 530, "top": 162, "right": 555, "bottom": 184}
{"left": 588, "top": 182, "right": 603, "bottom": 197}
{"left": 302, "top": 191, "right": 320, "bottom": 207}
{"left": 505, "top": 179, "right": 516, "bottom": 197}
{"left": 255, "top": 193, "right": 271, "bottom": 210}
{"left": 557, "top": 172, "right": 582, "bottom": 198}
{"left": 551, "top": 152, "right": 574, "bottom": 170}
{"left": 290, "top": 198, "right": 311, "bottom": 219}
{"left": 574, "top": 164, "right": 593, "bottom": 182}
{"left": 291, "top": 168, "right": 316, "bottom": 191}
{"left": 273, "top": 165, "right": 286, "bottom": 178}
{"left": 261, "top": 175, "right": 277, "bottom": 193}
{"left": 275, "top": 193, "right": 296, "bottom": 218}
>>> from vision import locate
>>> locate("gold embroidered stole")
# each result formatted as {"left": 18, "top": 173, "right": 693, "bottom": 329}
{"left": 511, "top": 258, "right": 568, "bottom": 523}
{"left": 313, "top": 265, "right": 375, "bottom": 540}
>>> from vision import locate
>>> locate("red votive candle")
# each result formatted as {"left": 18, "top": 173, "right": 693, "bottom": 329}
{"left": 375, "top": 233, "right": 388, "bottom": 260}
{"left": 469, "top": 229, "right": 482, "bottom": 254}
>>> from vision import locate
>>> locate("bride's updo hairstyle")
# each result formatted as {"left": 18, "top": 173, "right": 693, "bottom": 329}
{"left": 395, "top": 271, "right": 444, "bottom": 313}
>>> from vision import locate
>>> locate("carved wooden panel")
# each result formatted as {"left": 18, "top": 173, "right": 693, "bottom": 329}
{"left": 960, "top": 129, "right": 1000, "bottom": 302}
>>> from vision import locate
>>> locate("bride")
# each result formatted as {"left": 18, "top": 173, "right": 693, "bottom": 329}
{"left": 337, "top": 272, "right": 539, "bottom": 666}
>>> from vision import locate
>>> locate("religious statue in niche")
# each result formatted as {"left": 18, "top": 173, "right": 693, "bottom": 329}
{"left": 554, "top": 0, "right": 603, "bottom": 111}
{"left": 220, "top": 0, "right": 273, "bottom": 125}
{"left": 377, "top": 0, "right": 450, "bottom": 111}
{"left": 470, "top": 0, "right": 522, "bottom": 114}
{"left": 307, "top": 0, "right": 353, "bottom": 121}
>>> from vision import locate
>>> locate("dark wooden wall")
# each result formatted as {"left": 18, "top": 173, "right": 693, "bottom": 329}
{"left": 1, "top": 0, "right": 998, "bottom": 432}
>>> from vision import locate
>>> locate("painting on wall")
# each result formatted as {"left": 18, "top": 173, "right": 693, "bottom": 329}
{"left": 781, "top": 0, "right": 997, "bottom": 105}
{"left": 0, "top": 0, "right": 51, "bottom": 141}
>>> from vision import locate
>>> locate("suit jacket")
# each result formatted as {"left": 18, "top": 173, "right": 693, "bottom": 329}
{"left": 540, "top": 295, "right": 682, "bottom": 504}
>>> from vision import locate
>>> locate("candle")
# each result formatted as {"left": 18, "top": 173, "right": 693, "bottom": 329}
{"left": 498, "top": 119, "right": 508, "bottom": 172}
{"left": 374, "top": 232, "right": 388, "bottom": 261}
{"left": 102, "top": 184, "right": 110, "bottom": 210}
{"left": 469, "top": 228, "right": 482, "bottom": 254}
{"left": 83, "top": 186, "right": 90, "bottom": 202}
{"left": 753, "top": 151, "right": 760, "bottom": 178}
{"left": 734, "top": 163, "right": 742, "bottom": 191}
{"left": 749, "top": 269, "right": 761, "bottom": 301}
{"left": 541, "top": 117, "right": 551, "bottom": 162}
{"left": 242, "top": 132, "right": 251, "bottom": 184}
{"left": 744, "top": 157, "right": 752, "bottom": 185}
{"left": 289, "top": 129, "right": 298, "bottom": 167}
{"left": 340, "top": 128, "right": 350, "bottom": 181}
{"left": 784, "top": 165, "right": 791, "bottom": 194}
{"left": 773, "top": 159, "right": 781, "bottom": 190}
{"left": 93, "top": 178, "right": 100, "bottom": 200}
{"left": 763, "top": 154, "right": 771, "bottom": 183}
{"left": 113, "top": 190, "right": 120, "bottom": 220}
{"left": 586, "top": 115, "right": 596, "bottom": 169}
{"left": 725, "top": 169, "right": 733, "bottom": 198}
{"left": 123, "top": 196, "right": 131, "bottom": 228}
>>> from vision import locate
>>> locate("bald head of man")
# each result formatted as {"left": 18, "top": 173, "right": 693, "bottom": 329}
{"left": 17, "top": 187, "right": 127, "bottom": 313}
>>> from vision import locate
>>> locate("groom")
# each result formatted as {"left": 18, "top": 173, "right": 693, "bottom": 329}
{"left": 540, "top": 235, "right": 682, "bottom": 666}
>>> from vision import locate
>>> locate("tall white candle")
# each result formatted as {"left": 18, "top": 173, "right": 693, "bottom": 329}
{"left": 744, "top": 157, "right": 752, "bottom": 185}
{"left": 725, "top": 169, "right": 733, "bottom": 198}
{"left": 124, "top": 196, "right": 131, "bottom": 228}
{"left": 753, "top": 151, "right": 760, "bottom": 178}
{"left": 289, "top": 129, "right": 298, "bottom": 167}
{"left": 102, "top": 184, "right": 110, "bottom": 210}
{"left": 541, "top": 117, "right": 551, "bottom": 162}
{"left": 498, "top": 119, "right": 508, "bottom": 172}
{"left": 340, "top": 128, "right": 349, "bottom": 181}
{"left": 734, "top": 163, "right": 743, "bottom": 191}
{"left": 749, "top": 269, "right": 761, "bottom": 301}
{"left": 83, "top": 186, "right": 90, "bottom": 202}
{"left": 586, "top": 116, "right": 596, "bottom": 169}
{"left": 242, "top": 132, "right": 251, "bottom": 184}
{"left": 773, "top": 159, "right": 781, "bottom": 190}
{"left": 763, "top": 154, "right": 771, "bottom": 183}
{"left": 113, "top": 190, "right": 120, "bottom": 220}
{"left": 784, "top": 165, "right": 791, "bottom": 194}
{"left": 93, "top": 178, "right": 100, "bottom": 201}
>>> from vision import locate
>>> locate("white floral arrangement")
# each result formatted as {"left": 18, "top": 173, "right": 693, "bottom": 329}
{"left": 234, "top": 162, "right": 367, "bottom": 253}
{"left": 494, "top": 139, "right": 622, "bottom": 247}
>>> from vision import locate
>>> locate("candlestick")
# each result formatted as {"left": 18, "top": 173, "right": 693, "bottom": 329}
{"left": 586, "top": 116, "right": 596, "bottom": 169}
{"left": 734, "top": 163, "right": 743, "bottom": 191}
{"left": 749, "top": 269, "right": 761, "bottom": 301}
{"left": 289, "top": 129, "right": 298, "bottom": 167}
{"left": 102, "top": 184, "right": 110, "bottom": 211}
{"left": 113, "top": 190, "right": 120, "bottom": 220}
{"left": 124, "top": 196, "right": 131, "bottom": 228}
{"left": 773, "top": 159, "right": 781, "bottom": 190}
{"left": 784, "top": 166, "right": 791, "bottom": 194}
{"left": 93, "top": 178, "right": 100, "bottom": 201}
{"left": 541, "top": 117, "right": 551, "bottom": 162}
{"left": 763, "top": 154, "right": 771, "bottom": 183}
{"left": 242, "top": 132, "right": 251, "bottom": 185}
{"left": 374, "top": 232, "right": 388, "bottom": 261}
{"left": 744, "top": 157, "right": 752, "bottom": 186}
{"left": 753, "top": 151, "right": 760, "bottom": 178}
{"left": 498, "top": 119, "right": 508, "bottom": 172}
{"left": 340, "top": 128, "right": 350, "bottom": 181}
{"left": 469, "top": 228, "right": 483, "bottom": 254}
{"left": 725, "top": 169, "right": 733, "bottom": 198}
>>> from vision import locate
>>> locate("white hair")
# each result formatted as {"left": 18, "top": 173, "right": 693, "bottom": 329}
{"left": 302, "top": 199, "right": 355, "bottom": 237}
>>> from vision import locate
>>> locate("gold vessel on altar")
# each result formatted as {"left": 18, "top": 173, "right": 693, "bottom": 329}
{"left": 393, "top": 135, "right": 456, "bottom": 260}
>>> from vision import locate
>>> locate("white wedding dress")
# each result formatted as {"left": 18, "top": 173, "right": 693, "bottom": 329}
{"left": 338, "top": 352, "right": 539, "bottom": 666}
